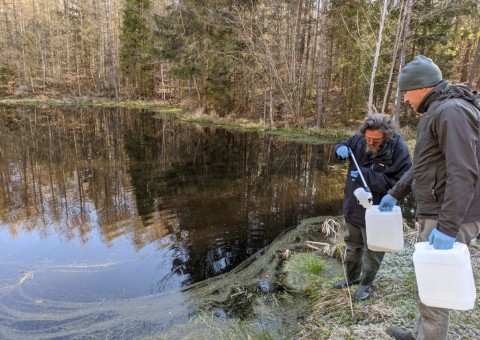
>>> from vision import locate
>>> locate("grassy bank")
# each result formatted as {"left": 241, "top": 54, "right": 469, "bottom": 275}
{"left": 284, "top": 219, "right": 480, "bottom": 340}
{"left": 175, "top": 216, "right": 479, "bottom": 339}
{"left": 0, "top": 97, "right": 356, "bottom": 144}
{"left": 0, "top": 97, "right": 422, "bottom": 146}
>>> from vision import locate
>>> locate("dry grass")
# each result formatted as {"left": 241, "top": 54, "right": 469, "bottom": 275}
{"left": 293, "top": 227, "right": 480, "bottom": 340}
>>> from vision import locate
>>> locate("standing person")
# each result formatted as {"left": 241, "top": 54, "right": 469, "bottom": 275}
{"left": 333, "top": 114, "right": 412, "bottom": 301}
{"left": 379, "top": 55, "right": 480, "bottom": 340}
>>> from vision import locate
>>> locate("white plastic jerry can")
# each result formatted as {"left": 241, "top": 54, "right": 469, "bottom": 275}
{"left": 365, "top": 205, "right": 404, "bottom": 252}
{"left": 413, "top": 241, "right": 476, "bottom": 310}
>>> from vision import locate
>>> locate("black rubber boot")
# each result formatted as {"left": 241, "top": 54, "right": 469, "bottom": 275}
{"left": 354, "top": 285, "right": 372, "bottom": 301}
{"left": 386, "top": 327, "right": 415, "bottom": 340}
{"left": 333, "top": 277, "right": 361, "bottom": 289}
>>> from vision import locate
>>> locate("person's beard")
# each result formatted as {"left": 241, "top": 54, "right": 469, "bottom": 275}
{"left": 365, "top": 143, "right": 383, "bottom": 156}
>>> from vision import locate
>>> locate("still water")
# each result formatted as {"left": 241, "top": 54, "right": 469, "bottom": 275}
{"left": 0, "top": 105, "right": 345, "bottom": 337}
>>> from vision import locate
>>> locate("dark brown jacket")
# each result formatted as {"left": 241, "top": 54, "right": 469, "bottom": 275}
{"left": 389, "top": 81, "right": 480, "bottom": 237}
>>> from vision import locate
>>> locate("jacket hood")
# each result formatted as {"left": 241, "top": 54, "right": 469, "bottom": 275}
{"left": 418, "top": 80, "right": 480, "bottom": 113}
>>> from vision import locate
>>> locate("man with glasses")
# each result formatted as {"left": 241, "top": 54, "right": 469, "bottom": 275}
{"left": 333, "top": 114, "right": 412, "bottom": 301}
{"left": 379, "top": 56, "right": 480, "bottom": 340}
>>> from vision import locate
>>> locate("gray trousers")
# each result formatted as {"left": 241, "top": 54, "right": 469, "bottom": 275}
{"left": 343, "top": 223, "right": 385, "bottom": 286}
{"left": 412, "top": 218, "right": 480, "bottom": 340}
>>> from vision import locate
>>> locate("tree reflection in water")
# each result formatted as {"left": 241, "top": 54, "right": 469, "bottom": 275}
{"left": 0, "top": 105, "right": 345, "bottom": 299}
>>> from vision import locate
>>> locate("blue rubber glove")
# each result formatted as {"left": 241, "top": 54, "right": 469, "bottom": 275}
{"left": 350, "top": 170, "right": 359, "bottom": 181}
{"left": 336, "top": 146, "right": 349, "bottom": 159}
{"left": 428, "top": 228, "right": 455, "bottom": 250}
{"left": 378, "top": 194, "right": 397, "bottom": 211}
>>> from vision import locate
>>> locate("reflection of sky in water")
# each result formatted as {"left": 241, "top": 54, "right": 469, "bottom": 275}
{"left": 0, "top": 227, "right": 189, "bottom": 300}
{"left": 0, "top": 106, "right": 344, "bottom": 336}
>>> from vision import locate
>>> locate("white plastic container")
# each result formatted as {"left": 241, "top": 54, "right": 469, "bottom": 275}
{"left": 413, "top": 241, "right": 476, "bottom": 310}
{"left": 365, "top": 205, "right": 404, "bottom": 252}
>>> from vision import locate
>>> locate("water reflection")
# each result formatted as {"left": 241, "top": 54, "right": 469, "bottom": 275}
{"left": 0, "top": 105, "right": 344, "bottom": 301}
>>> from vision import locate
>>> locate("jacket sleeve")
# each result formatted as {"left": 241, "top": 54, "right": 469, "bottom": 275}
{"left": 388, "top": 166, "right": 413, "bottom": 200}
{"left": 435, "top": 101, "right": 479, "bottom": 237}
{"left": 359, "top": 141, "right": 412, "bottom": 194}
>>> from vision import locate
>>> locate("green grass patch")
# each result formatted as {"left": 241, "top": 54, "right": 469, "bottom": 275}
{"left": 403, "top": 271, "right": 416, "bottom": 295}
{"left": 283, "top": 252, "right": 325, "bottom": 276}
{"left": 265, "top": 129, "right": 324, "bottom": 144}
{"left": 0, "top": 97, "right": 182, "bottom": 111}
{"left": 265, "top": 126, "right": 353, "bottom": 144}
{"left": 394, "top": 300, "right": 418, "bottom": 320}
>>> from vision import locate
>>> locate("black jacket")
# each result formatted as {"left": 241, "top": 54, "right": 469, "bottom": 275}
{"left": 335, "top": 132, "right": 412, "bottom": 228}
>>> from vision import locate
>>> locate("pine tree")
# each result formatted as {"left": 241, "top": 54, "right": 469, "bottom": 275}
{"left": 119, "top": 0, "right": 156, "bottom": 98}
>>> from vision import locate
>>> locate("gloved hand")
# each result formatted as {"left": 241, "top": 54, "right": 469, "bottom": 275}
{"left": 428, "top": 228, "right": 455, "bottom": 250}
{"left": 336, "top": 146, "right": 349, "bottom": 160}
{"left": 378, "top": 194, "right": 397, "bottom": 211}
{"left": 350, "top": 170, "right": 359, "bottom": 181}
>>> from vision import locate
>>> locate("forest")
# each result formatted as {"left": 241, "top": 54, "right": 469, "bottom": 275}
{"left": 0, "top": 0, "right": 479, "bottom": 128}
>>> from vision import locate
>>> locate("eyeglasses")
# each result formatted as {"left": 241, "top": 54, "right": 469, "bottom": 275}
{"left": 365, "top": 137, "right": 384, "bottom": 145}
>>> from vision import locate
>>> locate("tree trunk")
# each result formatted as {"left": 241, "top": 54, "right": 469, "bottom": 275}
{"left": 467, "top": 37, "right": 480, "bottom": 89}
{"left": 382, "top": 1, "right": 405, "bottom": 115}
{"left": 393, "top": 0, "right": 413, "bottom": 128}
{"left": 460, "top": 40, "right": 473, "bottom": 83}
{"left": 367, "top": 0, "right": 389, "bottom": 115}
{"left": 315, "top": 0, "right": 328, "bottom": 128}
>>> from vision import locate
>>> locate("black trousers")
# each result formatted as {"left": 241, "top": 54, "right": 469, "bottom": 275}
{"left": 343, "top": 223, "right": 385, "bottom": 286}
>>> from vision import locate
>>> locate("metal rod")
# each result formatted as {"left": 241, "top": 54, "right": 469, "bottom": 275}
{"left": 348, "top": 148, "right": 371, "bottom": 192}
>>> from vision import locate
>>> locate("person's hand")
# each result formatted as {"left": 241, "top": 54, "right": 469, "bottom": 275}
{"left": 378, "top": 194, "right": 397, "bottom": 211}
{"left": 336, "top": 146, "right": 349, "bottom": 159}
{"left": 428, "top": 228, "right": 455, "bottom": 250}
{"left": 350, "top": 170, "right": 359, "bottom": 181}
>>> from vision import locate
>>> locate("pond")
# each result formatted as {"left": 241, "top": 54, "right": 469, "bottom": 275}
{"left": 0, "top": 105, "right": 346, "bottom": 338}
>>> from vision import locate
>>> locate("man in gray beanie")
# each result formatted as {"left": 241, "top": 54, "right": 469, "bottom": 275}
{"left": 398, "top": 55, "right": 442, "bottom": 92}
{"left": 379, "top": 55, "right": 480, "bottom": 339}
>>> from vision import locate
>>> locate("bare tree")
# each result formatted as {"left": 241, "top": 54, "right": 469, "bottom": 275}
{"left": 367, "top": 0, "right": 389, "bottom": 115}
{"left": 381, "top": 0, "right": 405, "bottom": 115}
{"left": 315, "top": 0, "right": 328, "bottom": 128}
{"left": 393, "top": 0, "right": 413, "bottom": 128}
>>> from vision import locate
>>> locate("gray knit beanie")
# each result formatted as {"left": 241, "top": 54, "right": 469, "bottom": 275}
{"left": 398, "top": 55, "right": 442, "bottom": 91}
